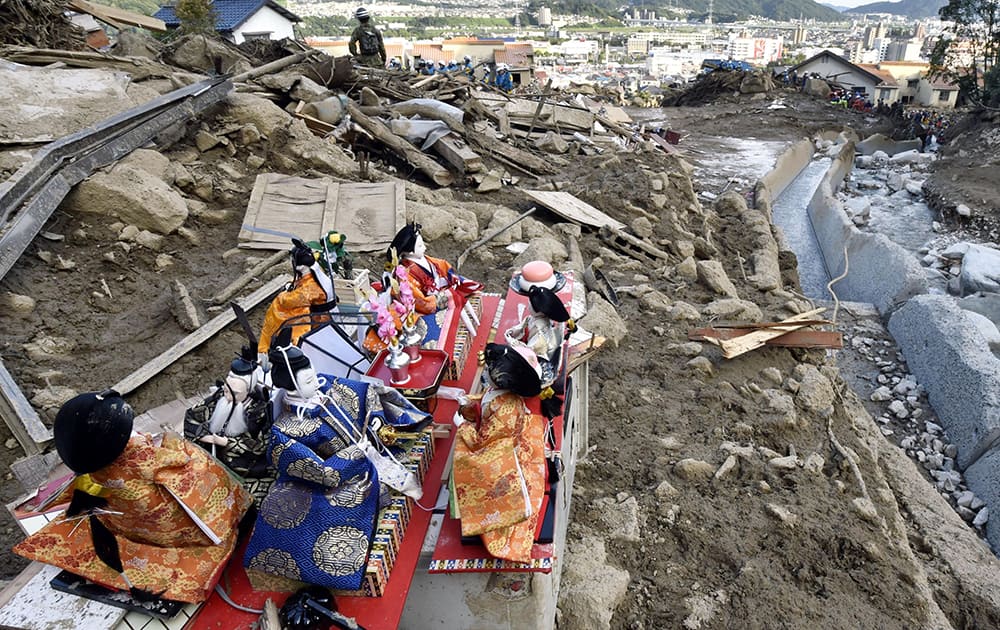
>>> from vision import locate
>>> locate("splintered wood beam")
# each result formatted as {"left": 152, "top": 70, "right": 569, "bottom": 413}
{"left": 112, "top": 274, "right": 291, "bottom": 395}
{"left": 0, "top": 359, "right": 52, "bottom": 455}
{"left": 346, "top": 101, "right": 454, "bottom": 187}
{"left": 688, "top": 327, "right": 842, "bottom": 349}
{"left": 702, "top": 308, "right": 828, "bottom": 359}
{"left": 432, "top": 134, "right": 482, "bottom": 173}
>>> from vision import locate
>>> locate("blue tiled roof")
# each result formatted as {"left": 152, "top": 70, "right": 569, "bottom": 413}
{"left": 154, "top": 0, "right": 299, "bottom": 31}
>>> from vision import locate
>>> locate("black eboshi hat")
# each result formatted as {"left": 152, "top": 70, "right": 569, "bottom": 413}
{"left": 484, "top": 342, "right": 542, "bottom": 398}
{"left": 54, "top": 390, "right": 134, "bottom": 474}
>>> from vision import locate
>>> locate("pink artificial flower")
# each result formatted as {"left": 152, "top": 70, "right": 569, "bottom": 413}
{"left": 395, "top": 265, "right": 416, "bottom": 312}
{"left": 366, "top": 295, "right": 398, "bottom": 345}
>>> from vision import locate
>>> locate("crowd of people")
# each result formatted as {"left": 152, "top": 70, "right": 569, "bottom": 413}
{"left": 348, "top": 7, "right": 516, "bottom": 92}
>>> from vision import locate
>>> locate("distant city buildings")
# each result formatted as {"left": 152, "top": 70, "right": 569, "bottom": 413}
{"left": 288, "top": 4, "right": 962, "bottom": 106}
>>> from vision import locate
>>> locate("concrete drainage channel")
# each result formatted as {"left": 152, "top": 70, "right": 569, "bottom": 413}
{"left": 756, "top": 132, "right": 1000, "bottom": 552}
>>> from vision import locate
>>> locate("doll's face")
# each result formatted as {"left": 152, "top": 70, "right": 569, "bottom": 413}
{"left": 412, "top": 234, "right": 426, "bottom": 258}
{"left": 292, "top": 366, "right": 320, "bottom": 399}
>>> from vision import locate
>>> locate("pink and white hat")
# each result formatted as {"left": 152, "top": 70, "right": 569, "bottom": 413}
{"left": 512, "top": 260, "right": 565, "bottom": 295}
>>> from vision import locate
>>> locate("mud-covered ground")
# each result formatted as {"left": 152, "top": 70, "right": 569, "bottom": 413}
{"left": 0, "top": 83, "right": 994, "bottom": 629}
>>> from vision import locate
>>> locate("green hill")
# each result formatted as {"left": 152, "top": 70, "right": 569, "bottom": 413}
{"left": 529, "top": 0, "right": 844, "bottom": 21}
{"left": 844, "top": 0, "right": 946, "bottom": 18}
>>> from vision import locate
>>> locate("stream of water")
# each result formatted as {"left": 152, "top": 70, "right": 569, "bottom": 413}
{"left": 771, "top": 158, "right": 834, "bottom": 298}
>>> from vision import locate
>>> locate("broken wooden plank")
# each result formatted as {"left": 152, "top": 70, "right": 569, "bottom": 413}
{"left": 647, "top": 132, "right": 679, "bottom": 155}
{"left": 467, "top": 129, "right": 558, "bottom": 175}
{"left": 598, "top": 225, "right": 670, "bottom": 263}
{"left": 0, "top": 359, "right": 53, "bottom": 455}
{"left": 688, "top": 327, "right": 843, "bottom": 349}
{"left": 67, "top": 0, "right": 166, "bottom": 31}
{"left": 705, "top": 308, "right": 827, "bottom": 359}
{"left": 346, "top": 101, "right": 454, "bottom": 187}
{"left": 432, "top": 134, "right": 482, "bottom": 173}
{"left": 525, "top": 190, "right": 626, "bottom": 231}
{"left": 0, "top": 563, "right": 126, "bottom": 629}
{"left": 112, "top": 274, "right": 290, "bottom": 395}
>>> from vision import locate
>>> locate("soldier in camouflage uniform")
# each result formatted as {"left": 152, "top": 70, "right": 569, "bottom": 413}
{"left": 349, "top": 7, "right": 386, "bottom": 68}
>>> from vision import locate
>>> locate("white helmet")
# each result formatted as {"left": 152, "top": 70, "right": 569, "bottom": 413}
{"left": 464, "top": 55, "right": 472, "bottom": 63}
{"left": 355, "top": 6, "right": 370, "bottom": 19}
{"left": 497, "top": 63, "right": 509, "bottom": 72}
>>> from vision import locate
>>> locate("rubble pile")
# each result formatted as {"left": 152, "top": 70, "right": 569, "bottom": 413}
{"left": 0, "top": 0, "right": 85, "bottom": 50}
{"left": 663, "top": 69, "right": 776, "bottom": 107}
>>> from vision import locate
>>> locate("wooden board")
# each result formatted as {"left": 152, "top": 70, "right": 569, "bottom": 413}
{"left": 432, "top": 134, "right": 482, "bottom": 173}
{"left": 68, "top": 0, "right": 166, "bottom": 30}
{"left": 688, "top": 327, "right": 842, "bottom": 349}
{"left": 326, "top": 182, "right": 406, "bottom": 252}
{"left": 0, "top": 563, "right": 125, "bottom": 629}
{"left": 706, "top": 308, "right": 827, "bottom": 359}
{"left": 524, "top": 190, "right": 626, "bottom": 231}
{"left": 0, "top": 358, "right": 52, "bottom": 455}
{"left": 240, "top": 175, "right": 405, "bottom": 253}
{"left": 112, "top": 274, "right": 290, "bottom": 395}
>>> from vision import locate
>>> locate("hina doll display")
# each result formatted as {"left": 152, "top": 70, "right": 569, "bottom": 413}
{"left": 14, "top": 390, "right": 252, "bottom": 603}
{"left": 387, "top": 222, "right": 482, "bottom": 340}
{"left": 244, "top": 346, "right": 430, "bottom": 590}
{"left": 257, "top": 239, "right": 337, "bottom": 360}
{"left": 452, "top": 342, "right": 547, "bottom": 563}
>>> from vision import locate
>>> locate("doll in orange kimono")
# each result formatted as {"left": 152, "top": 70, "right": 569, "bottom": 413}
{"left": 452, "top": 342, "right": 546, "bottom": 563}
{"left": 388, "top": 223, "right": 482, "bottom": 338}
{"left": 257, "top": 239, "right": 336, "bottom": 360}
{"left": 14, "top": 390, "right": 252, "bottom": 603}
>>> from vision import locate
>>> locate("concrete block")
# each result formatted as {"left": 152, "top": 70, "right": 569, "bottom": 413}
{"left": 888, "top": 295, "right": 1000, "bottom": 469}
{"left": 963, "top": 451, "right": 1000, "bottom": 549}
{"left": 806, "top": 146, "right": 926, "bottom": 315}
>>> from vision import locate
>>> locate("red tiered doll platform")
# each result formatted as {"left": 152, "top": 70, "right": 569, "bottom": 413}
{"left": 185, "top": 294, "right": 502, "bottom": 630}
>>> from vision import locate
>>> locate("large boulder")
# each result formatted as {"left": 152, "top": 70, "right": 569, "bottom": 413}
{"left": 512, "top": 237, "right": 568, "bottom": 268}
{"left": 580, "top": 293, "right": 627, "bottom": 347}
{"left": 224, "top": 92, "right": 293, "bottom": 137}
{"left": 117, "top": 148, "right": 172, "bottom": 183}
{"left": 113, "top": 30, "right": 162, "bottom": 59}
{"left": 961, "top": 244, "right": 1000, "bottom": 295}
{"left": 67, "top": 164, "right": 188, "bottom": 234}
{"left": 408, "top": 200, "right": 478, "bottom": 243}
{"left": 164, "top": 34, "right": 252, "bottom": 75}
{"left": 558, "top": 531, "right": 630, "bottom": 630}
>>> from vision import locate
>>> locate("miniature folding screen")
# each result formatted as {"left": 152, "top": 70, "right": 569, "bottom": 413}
{"left": 239, "top": 174, "right": 406, "bottom": 252}
{"left": 299, "top": 320, "right": 372, "bottom": 380}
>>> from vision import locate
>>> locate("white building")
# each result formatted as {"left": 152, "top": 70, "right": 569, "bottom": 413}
{"left": 559, "top": 38, "right": 599, "bottom": 63}
{"left": 646, "top": 48, "right": 715, "bottom": 79}
{"left": 727, "top": 35, "right": 783, "bottom": 64}
{"left": 154, "top": 0, "right": 300, "bottom": 44}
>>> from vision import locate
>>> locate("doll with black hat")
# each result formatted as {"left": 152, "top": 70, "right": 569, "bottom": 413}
{"left": 505, "top": 283, "right": 576, "bottom": 388}
{"left": 14, "top": 390, "right": 252, "bottom": 603}
{"left": 387, "top": 222, "right": 483, "bottom": 335}
{"left": 450, "top": 341, "right": 547, "bottom": 563}
{"left": 257, "top": 238, "right": 337, "bottom": 364}
{"left": 245, "top": 346, "right": 430, "bottom": 590}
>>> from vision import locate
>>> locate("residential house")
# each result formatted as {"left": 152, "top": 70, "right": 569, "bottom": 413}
{"left": 792, "top": 50, "right": 898, "bottom": 102}
{"left": 154, "top": 0, "right": 299, "bottom": 45}
{"left": 495, "top": 42, "right": 535, "bottom": 87}
{"left": 792, "top": 52, "right": 958, "bottom": 109}
{"left": 916, "top": 76, "right": 959, "bottom": 109}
